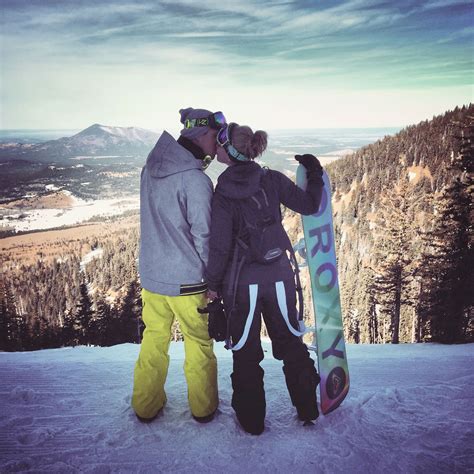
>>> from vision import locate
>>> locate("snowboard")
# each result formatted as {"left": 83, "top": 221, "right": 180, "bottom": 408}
{"left": 296, "top": 165, "right": 350, "bottom": 415}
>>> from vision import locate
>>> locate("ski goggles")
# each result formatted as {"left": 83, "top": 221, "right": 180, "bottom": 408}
{"left": 216, "top": 123, "right": 250, "bottom": 162}
{"left": 184, "top": 111, "right": 226, "bottom": 130}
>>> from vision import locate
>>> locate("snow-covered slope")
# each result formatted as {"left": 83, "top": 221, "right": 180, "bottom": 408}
{"left": 1, "top": 343, "right": 473, "bottom": 473}
{"left": 70, "top": 124, "right": 159, "bottom": 147}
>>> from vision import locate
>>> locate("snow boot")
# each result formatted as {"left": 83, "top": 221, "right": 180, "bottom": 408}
{"left": 193, "top": 410, "right": 216, "bottom": 424}
{"left": 235, "top": 410, "right": 265, "bottom": 435}
{"left": 231, "top": 368, "right": 266, "bottom": 435}
{"left": 136, "top": 406, "right": 163, "bottom": 423}
{"left": 136, "top": 414, "right": 157, "bottom": 423}
{"left": 296, "top": 398, "right": 320, "bottom": 422}
{"left": 284, "top": 365, "right": 320, "bottom": 422}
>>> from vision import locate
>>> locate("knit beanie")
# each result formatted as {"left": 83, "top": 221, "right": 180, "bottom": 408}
{"left": 179, "top": 107, "right": 214, "bottom": 140}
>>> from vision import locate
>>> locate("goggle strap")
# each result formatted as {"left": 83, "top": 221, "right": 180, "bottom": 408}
{"left": 227, "top": 143, "right": 249, "bottom": 162}
{"left": 185, "top": 112, "right": 226, "bottom": 130}
{"left": 185, "top": 118, "right": 211, "bottom": 129}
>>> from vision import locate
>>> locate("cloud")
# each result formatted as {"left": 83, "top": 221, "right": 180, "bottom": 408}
{"left": 1, "top": 0, "right": 472, "bottom": 128}
{"left": 422, "top": 0, "right": 473, "bottom": 9}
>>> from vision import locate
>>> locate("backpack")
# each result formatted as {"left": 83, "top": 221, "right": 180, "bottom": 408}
{"left": 235, "top": 180, "right": 291, "bottom": 265}
{"left": 224, "top": 170, "right": 305, "bottom": 349}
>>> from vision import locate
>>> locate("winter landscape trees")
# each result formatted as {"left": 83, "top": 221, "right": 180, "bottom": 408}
{"left": 1, "top": 105, "right": 473, "bottom": 350}
{"left": 1, "top": 226, "right": 143, "bottom": 350}
{"left": 327, "top": 105, "right": 473, "bottom": 344}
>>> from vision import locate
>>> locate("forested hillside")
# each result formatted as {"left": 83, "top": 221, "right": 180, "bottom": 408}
{"left": 1, "top": 105, "right": 472, "bottom": 351}
{"left": 0, "top": 223, "right": 143, "bottom": 350}
{"left": 323, "top": 104, "right": 473, "bottom": 343}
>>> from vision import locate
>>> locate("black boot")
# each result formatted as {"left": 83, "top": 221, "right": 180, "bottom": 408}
{"left": 234, "top": 408, "right": 265, "bottom": 435}
{"left": 231, "top": 368, "right": 266, "bottom": 435}
{"left": 284, "top": 364, "right": 320, "bottom": 422}
{"left": 296, "top": 394, "right": 320, "bottom": 422}
{"left": 135, "top": 406, "right": 164, "bottom": 423}
{"left": 193, "top": 410, "right": 216, "bottom": 424}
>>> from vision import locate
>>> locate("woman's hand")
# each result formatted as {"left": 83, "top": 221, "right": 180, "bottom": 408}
{"left": 295, "top": 154, "right": 323, "bottom": 175}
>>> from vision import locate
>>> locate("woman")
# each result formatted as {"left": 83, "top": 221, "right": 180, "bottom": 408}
{"left": 206, "top": 122, "right": 325, "bottom": 435}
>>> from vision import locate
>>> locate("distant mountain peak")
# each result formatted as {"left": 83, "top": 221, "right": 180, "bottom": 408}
{"left": 70, "top": 124, "right": 159, "bottom": 145}
{"left": 0, "top": 123, "right": 160, "bottom": 163}
{"left": 74, "top": 124, "right": 108, "bottom": 138}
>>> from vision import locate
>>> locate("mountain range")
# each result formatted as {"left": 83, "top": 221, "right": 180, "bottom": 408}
{"left": 0, "top": 124, "right": 160, "bottom": 163}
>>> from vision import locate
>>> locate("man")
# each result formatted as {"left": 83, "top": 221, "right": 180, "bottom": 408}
{"left": 132, "top": 107, "right": 226, "bottom": 423}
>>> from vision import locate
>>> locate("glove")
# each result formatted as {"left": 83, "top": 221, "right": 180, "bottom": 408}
{"left": 198, "top": 298, "right": 227, "bottom": 342}
{"left": 295, "top": 154, "right": 323, "bottom": 176}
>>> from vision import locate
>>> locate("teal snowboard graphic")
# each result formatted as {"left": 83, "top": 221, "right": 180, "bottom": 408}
{"left": 296, "top": 165, "right": 349, "bottom": 415}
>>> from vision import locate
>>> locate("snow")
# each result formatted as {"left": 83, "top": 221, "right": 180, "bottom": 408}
{"left": 80, "top": 248, "right": 103, "bottom": 272}
{"left": 70, "top": 156, "right": 128, "bottom": 160}
{"left": 45, "top": 184, "right": 61, "bottom": 192}
{"left": 275, "top": 148, "right": 354, "bottom": 166}
{"left": 1, "top": 343, "right": 473, "bottom": 473}
{"left": 96, "top": 125, "right": 157, "bottom": 145}
{"left": 321, "top": 149, "right": 355, "bottom": 157}
{"left": 5, "top": 197, "right": 139, "bottom": 232}
{"left": 406, "top": 165, "right": 433, "bottom": 185}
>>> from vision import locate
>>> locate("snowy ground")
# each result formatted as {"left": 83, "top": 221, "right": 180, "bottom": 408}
{"left": 3, "top": 196, "right": 139, "bottom": 232}
{"left": 1, "top": 343, "right": 473, "bottom": 473}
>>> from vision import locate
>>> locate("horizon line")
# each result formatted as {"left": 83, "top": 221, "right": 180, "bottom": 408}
{"left": 0, "top": 125, "right": 405, "bottom": 132}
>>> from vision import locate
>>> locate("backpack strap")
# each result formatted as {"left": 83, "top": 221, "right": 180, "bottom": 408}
{"left": 227, "top": 168, "right": 271, "bottom": 296}
{"left": 224, "top": 253, "right": 247, "bottom": 350}
{"left": 224, "top": 212, "right": 248, "bottom": 349}
{"left": 288, "top": 246, "right": 304, "bottom": 324}
{"left": 226, "top": 235, "right": 247, "bottom": 298}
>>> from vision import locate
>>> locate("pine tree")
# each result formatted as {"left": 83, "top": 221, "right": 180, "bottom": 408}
{"left": 371, "top": 177, "right": 418, "bottom": 343}
{"left": 118, "top": 279, "right": 141, "bottom": 344}
{"left": 0, "top": 283, "right": 8, "bottom": 350}
{"left": 89, "top": 292, "right": 110, "bottom": 346}
{"left": 0, "top": 282, "right": 12, "bottom": 350}
{"left": 348, "top": 309, "right": 360, "bottom": 343}
{"left": 361, "top": 268, "right": 381, "bottom": 343}
{"left": 421, "top": 120, "right": 474, "bottom": 342}
{"left": 73, "top": 277, "right": 94, "bottom": 346}
{"left": 61, "top": 308, "right": 75, "bottom": 347}
{"left": 0, "top": 281, "right": 20, "bottom": 351}
{"left": 367, "top": 294, "right": 379, "bottom": 344}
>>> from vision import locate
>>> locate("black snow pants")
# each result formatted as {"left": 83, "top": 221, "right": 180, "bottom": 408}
{"left": 223, "top": 278, "right": 320, "bottom": 434}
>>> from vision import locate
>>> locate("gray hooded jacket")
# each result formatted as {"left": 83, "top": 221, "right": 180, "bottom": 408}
{"left": 139, "top": 131, "right": 213, "bottom": 296}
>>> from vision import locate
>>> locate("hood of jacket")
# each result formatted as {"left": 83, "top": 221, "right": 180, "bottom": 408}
{"left": 215, "top": 161, "right": 264, "bottom": 199}
{"left": 146, "top": 131, "right": 201, "bottom": 178}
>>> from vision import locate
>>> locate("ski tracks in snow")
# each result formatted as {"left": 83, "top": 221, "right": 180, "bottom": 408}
{"left": 1, "top": 343, "right": 473, "bottom": 473}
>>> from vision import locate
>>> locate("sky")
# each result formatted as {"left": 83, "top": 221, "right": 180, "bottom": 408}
{"left": 1, "top": 0, "right": 473, "bottom": 130}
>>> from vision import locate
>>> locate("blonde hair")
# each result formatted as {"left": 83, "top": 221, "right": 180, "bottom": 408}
{"left": 231, "top": 124, "right": 268, "bottom": 160}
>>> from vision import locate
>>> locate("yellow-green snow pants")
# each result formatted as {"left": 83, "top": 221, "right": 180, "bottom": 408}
{"left": 132, "top": 288, "right": 218, "bottom": 420}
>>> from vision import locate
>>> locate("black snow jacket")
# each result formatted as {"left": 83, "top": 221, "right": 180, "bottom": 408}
{"left": 206, "top": 161, "right": 324, "bottom": 294}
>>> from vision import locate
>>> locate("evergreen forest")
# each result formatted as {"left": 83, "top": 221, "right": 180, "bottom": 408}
{"left": 324, "top": 104, "right": 473, "bottom": 344}
{"left": 1, "top": 105, "right": 472, "bottom": 350}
